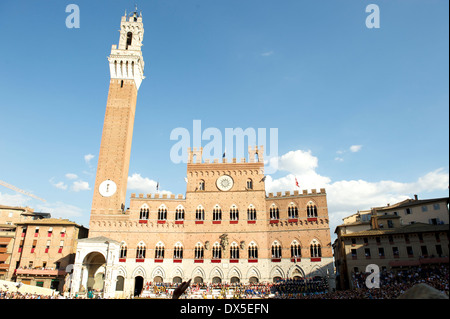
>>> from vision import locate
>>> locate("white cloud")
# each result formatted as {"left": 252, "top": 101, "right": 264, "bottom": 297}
{"left": 50, "top": 178, "right": 68, "bottom": 190}
{"left": 65, "top": 173, "right": 78, "bottom": 180}
{"left": 265, "top": 149, "right": 449, "bottom": 237}
{"left": 261, "top": 50, "right": 274, "bottom": 57}
{"left": 72, "top": 180, "right": 91, "bottom": 192}
{"left": 84, "top": 154, "right": 95, "bottom": 164}
{"left": 128, "top": 173, "right": 172, "bottom": 195}
{"left": 350, "top": 145, "right": 362, "bottom": 153}
{"left": 36, "top": 201, "right": 85, "bottom": 220}
{"left": 0, "top": 191, "right": 31, "bottom": 207}
{"left": 334, "top": 157, "right": 344, "bottom": 162}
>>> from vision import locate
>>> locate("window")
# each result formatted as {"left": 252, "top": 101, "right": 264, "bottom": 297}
{"left": 271, "top": 241, "right": 282, "bottom": 259}
{"left": 31, "top": 240, "right": 37, "bottom": 253}
{"left": 213, "top": 205, "right": 222, "bottom": 222}
{"left": 248, "top": 242, "right": 258, "bottom": 260}
{"left": 136, "top": 242, "right": 146, "bottom": 259}
{"left": 421, "top": 206, "right": 428, "bottom": 212}
{"left": 194, "top": 243, "right": 204, "bottom": 259}
{"left": 34, "top": 227, "right": 39, "bottom": 237}
{"left": 290, "top": 241, "right": 301, "bottom": 258}
{"left": 392, "top": 247, "right": 399, "bottom": 258}
{"left": 175, "top": 205, "right": 185, "bottom": 222}
{"left": 173, "top": 242, "right": 183, "bottom": 259}
{"left": 364, "top": 248, "right": 371, "bottom": 258}
{"left": 48, "top": 228, "right": 53, "bottom": 237}
{"left": 288, "top": 203, "right": 299, "bottom": 219}
{"left": 433, "top": 203, "right": 440, "bottom": 210}
{"left": 407, "top": 246, "right": 414, "bottom": 257}
{"left": 310, "top": 243, "right": 321, "bottom": 258}
{"left": 436, "top": 245, "right": 443, "bottom": 257}
{"left": 351, "top": 238, "right": 356, "bottom": 246}
{"left": 376, "top": 237, "right": 381, "bottom": 245}
{"left": 120, "top": 243, "right": 127, "bottom": 259}
{"left": 421, "top": 245, "right": 428, "bottom": 257}
{"left": 157, "top": 206, "right": 167, "bottom": 221}
{"left": 429, "top": 218, "right": 440, "bottom": 225}
{"left": 378, "top": 247, "right": 385, "bottom": 258}
{"left": 155, "top": 242, "right": 165, "bottom": 259}
{"left": 351, "top": 249, "right": 357, "bottom": 259}
{"left": 363, "top": 238, "right": 369, "bottom": 246}
{"left": 307, "top": 202, "right": 318, "bottom": 218}
{"left": 58, "top": 241, "right": 64, "bottom": 253}
{"left": 405, "top": 208, "right": 411, "bottom": 215}
{"left": 270, "top": 205, "right": 279, "bottom": 220}
{"left": 230, "top": 205, "right": 239, "bottom": 222}
{"left": 246, "top": 179, "right": 253, "bottom": 190}
{"left": 387, "top": 220, "right": 394, "bottom": 228}
{"left": 212, "top": 242, "right": 222, "bottom": 259}
{"left": 388, "top": 235, "right": 394, "bottom": 244}
{"left": 199, "top": 180, "right": 205, "bottom": 191}
{"left": 139, "top": 207, "right": 149, "bottom": 220}
{"left": 247, "top": 205, "right": 256, "bottom": 221}
{"left": 230, "top": 242, "right": 239, "bottom": 260}
{"left": 126, "top": 32, "right": 132, "bottom": 49}
{"left": 45, "top": 241, "right": 50, "bottom": 253}
{"left": 195, "top": 205, "right": 205, "bottom": 222}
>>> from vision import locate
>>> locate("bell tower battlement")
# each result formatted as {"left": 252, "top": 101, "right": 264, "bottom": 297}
{"left": 108, "top": 10, "right": 145, "bottom": 90}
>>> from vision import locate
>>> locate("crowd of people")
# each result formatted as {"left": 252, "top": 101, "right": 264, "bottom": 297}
{"left": 1, "top": 264, "right": 448, "bottom": 299}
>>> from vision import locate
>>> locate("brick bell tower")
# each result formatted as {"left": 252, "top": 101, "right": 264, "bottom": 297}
{"left": 89, "top": 10, "right": 145, "bottom": 232}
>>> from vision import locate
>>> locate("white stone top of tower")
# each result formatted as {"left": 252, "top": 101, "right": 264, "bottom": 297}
{"left": 108, "top": 10, "right": 145, "bottom": 90}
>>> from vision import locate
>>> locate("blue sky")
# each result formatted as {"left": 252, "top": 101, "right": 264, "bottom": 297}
{"left": 0, "top": 1, "right": 448, "bottom": 236}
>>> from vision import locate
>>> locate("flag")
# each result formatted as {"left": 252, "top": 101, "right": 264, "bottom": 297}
{"left": 295, "top": 177, "right": 299, "bottom": 188}
{"left": 222, "top": 147, "right": 226, "bottom": 158}
{"left": 156, "top": 181, "right": 159, "bottom": 191}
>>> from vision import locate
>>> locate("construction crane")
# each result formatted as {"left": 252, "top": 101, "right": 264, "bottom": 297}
{"left": 0, "top": 180, "right": 46, "bottom": 202}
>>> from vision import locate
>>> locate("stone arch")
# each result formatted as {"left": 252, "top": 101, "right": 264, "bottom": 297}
{"left": 151, "top": 266, "right": 166, "bottom": 281}
{"left": 246, "top": 266, "right": 261, "bottom": 282}
{"left": 132, "top": 265, "right": 146, "bottom": 279}
{"left": 270, "top": 265, "right": 285, "bottom": 281}
{"left": 227, "top": 266, "right": 242, "bottom": 281}
{"left": 287, "top": 265, "right": 306, "bottom": 279}
{"left": 191, "top": 266, "right": 206, "bottom": 283}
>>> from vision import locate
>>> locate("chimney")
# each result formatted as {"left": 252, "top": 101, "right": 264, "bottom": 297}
{"left": 414, "top": 194, "right": 418, "bottom": 201}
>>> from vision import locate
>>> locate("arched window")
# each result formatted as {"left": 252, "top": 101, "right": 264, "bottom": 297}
{"left": 213, "top": 205, "right": 222, "bottom": 222}
{"left": 199, "top": 180, "right": 205, "bottom": 191}
{"left": 175, "top": 205, "right": 185, "bottom": 221}
{"left": 136, "top": 242, "right": 146, "bottom": 259}
{"left": 126, "top": 32, "right": 132, "bottom": 49}
{"left": 212, "top": 242, "right": 222, "bottom": 259}
{"left": 230, "top": 204, "right": 239, "bottom": 221}
{"left": 247, "top": 204, "right": 256, "bottom": 221}
{"left": 119, "top": 242, "right": 127, "bottom": 259}
{"left": 307, "top": 201, "right": 318, "bottom": 218}
{"left": 247, "top": 179, "right": 253, "bottom": 190}
{"left": 291, "top": 240, "right": 301, "bottom": 258}
{"left": 230, "top": 242, "right": 239, "bottom": 260}
{"left": 310, "top": 243, "right": 322, "bottom": 258}
{"left": 139, "top": 206, "right": 149, "bottom": 220}
{"left": 248, "top": 242, "right": 258, "bottom": 260}
{"left": 158, "top": 205, "right": 167, "bottom": 221}
{"left": 155, "top": 242, "right": 165, "bottom": 259}
{"left": 271, "top": 241, "right": 282, "bottom": 259}
{"left": 195, "top": 205, "right": 205, "bottom": 221}
{"left": 270, "top": 204, "right": 279, "bottom": 220}
{"left": 194, "top": 242, "right": 204, "bottom": 259}
{"left": 173, "top": 242, "right": 183, "bottom": 259}
{"left": 288, "top": 203, "right": 299, "bottom": 219}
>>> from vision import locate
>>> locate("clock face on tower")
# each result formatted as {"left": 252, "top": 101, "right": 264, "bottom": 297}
{"left": 216, "top": 175, "right": 234, "bottom": 191}
{"left": 99, "top": 180, "right": 117, "bottom": 197}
